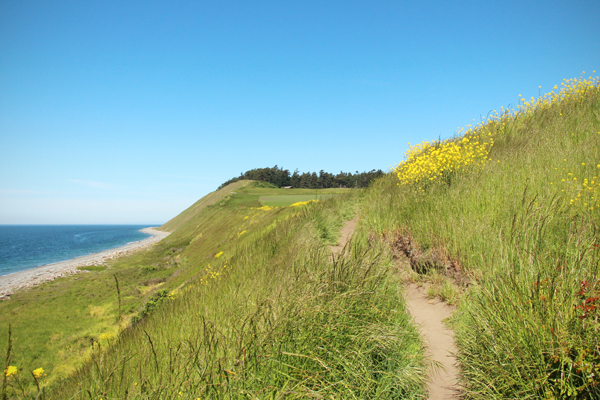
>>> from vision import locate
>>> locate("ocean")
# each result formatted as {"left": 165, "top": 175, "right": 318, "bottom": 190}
{"left": 0, "top": 225, "right": 153, "bottom": 277}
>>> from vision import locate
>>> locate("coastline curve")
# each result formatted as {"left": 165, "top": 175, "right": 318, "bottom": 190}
{"left": 0, "top": 228, "right": 170, "bottom": 299}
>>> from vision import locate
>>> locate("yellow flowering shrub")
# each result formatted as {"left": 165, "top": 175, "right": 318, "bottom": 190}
{"left": 396, "top": 73, "right": 599, "bottom": 189}
{"left": 395, "top": 134, "right": 493, "bottom": 188}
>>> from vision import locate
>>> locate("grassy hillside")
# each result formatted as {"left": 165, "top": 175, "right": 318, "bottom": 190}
{"left": 161, "top": 181, "right": 350, "bottom": 231}
{"left": 2, "top": 183, "right": 425, "bottom": 399}
{"left": 359, "top": 74, "right": 600, "bottom": 399}
{"left": 46, "top": 190, "right": 426, "bottom": 399}
{"left": 0, "top": 181, "right": 276, "bottom": 388}
{"left": 160, "top": 180, "right": 252, "bottom": 232}
{"left": 3, "top": 74, "right": 598, "bottom": 399}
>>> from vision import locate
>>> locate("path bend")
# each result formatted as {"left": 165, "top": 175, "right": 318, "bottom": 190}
{"left": 331, "top": 217, "right": 461, "bottom": 398}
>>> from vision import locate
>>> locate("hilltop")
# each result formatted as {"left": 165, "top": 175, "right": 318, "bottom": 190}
{"left": 217, "top": 166, "right": 384, "bottom": 190}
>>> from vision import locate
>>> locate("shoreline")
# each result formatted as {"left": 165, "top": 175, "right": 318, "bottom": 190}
{"left": 0, "top": 227, "right": 170, "bottom": 299}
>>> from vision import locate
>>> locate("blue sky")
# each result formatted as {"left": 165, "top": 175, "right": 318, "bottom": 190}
{"left": 1, "top": 0, "right": 599, "bottom": 224}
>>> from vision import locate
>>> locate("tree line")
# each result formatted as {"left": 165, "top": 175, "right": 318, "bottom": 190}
{"left": 218, "top": 166, "right": 385, "bottom": 190}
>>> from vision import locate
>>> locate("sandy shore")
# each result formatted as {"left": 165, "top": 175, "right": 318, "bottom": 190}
{"left": 0, "top": 227, "right": 170, "bottom": 299}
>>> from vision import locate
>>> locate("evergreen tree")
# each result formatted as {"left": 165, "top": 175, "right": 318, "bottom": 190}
{"left": 218, "top": 166, "right": 384, "bottom": 190}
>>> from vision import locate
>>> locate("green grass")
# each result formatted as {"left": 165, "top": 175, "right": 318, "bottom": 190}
{"left": 43, "top": 195, "right": 425, "bottom": 399}
{"left": 160, "top": 180, "right": 252, "bottom": 232}
{"left": 4, "top": 76, "right": 597, "bottom": 399}
{"left": 259, "top": 194, "right": 339, "bottom": 206}
{"left": 358, "top": 76, "right": 600, "bottom": 399}
{"left": 1, "top": 184, "right": 424, "bottom": 399}
{"left": 0, "top": 182, "right": 291, "bottom": 388}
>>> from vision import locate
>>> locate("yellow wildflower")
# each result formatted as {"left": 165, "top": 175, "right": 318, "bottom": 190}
{"left": 4, "top": 365, "right": 17, "bottom": 377}
{"left": 395, "top": 133, "right": 493, "bottom": 187}
{"left": 32, "top": 367, "right": 45, "bottom": 378}
{"left": 290, "top": 200, "right": 318, "bottom": 207}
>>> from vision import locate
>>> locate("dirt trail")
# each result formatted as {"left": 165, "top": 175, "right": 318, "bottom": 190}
{"left": 332, "top": 217, "right": 461, "bottom": 398}
{"left": 404, "top": 284, "right": 461, "bottom": 399}
{"left": 330, "top": 216, "right": 359, "bottom": 256}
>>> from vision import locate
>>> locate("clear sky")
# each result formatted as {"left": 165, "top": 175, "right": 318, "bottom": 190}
{"left": 1, "top": 0, "right": 599, "bottom": 224}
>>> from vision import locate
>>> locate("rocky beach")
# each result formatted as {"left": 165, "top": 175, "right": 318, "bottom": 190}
{"left": 0, "top": 227, "right": 170, "bottom": 299}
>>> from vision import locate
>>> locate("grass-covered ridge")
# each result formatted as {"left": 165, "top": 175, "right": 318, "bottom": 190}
{"left": 361, "top": 74, "right": 600, "bottom": 398}
{"left": 1, "top": 183, "right": 426, "bottom": 398}
{"left": 160, "top": 180, "right": 252, "bottom": 232}
{"left": 47, "top": 194, "right": 426, "bottom": 399}
{"left": 3, "top": 74, "right": 598, "bottom": 399}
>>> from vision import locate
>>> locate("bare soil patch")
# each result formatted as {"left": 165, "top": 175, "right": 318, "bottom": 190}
{"left": 404, "top": 281, "right": 461, "bottom": 399}
{"left": 330, "top": 215, "right": 359, "bottom": 256}
{"left": 387, "top": 232, "right": 464, "bottom": 398}
{"left": 390, "top": 232, "right": 470, "bottom": 287}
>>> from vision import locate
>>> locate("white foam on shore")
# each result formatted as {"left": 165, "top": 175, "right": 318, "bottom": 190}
{"left": 0, "top": 227, "right": 170, "bottom": 299}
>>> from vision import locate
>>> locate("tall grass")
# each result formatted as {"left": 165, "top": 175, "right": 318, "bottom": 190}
{"left": 0, "top": 185, "right": 279, "bottom": 391}
{"left": 46, "top": 197, "right": 426, "bottom": 399}
{"left": 360, "top": 75, "right": 600, "bottom": 398}
{"left": 6, "top": 75, "right": 597, "bottom": 399}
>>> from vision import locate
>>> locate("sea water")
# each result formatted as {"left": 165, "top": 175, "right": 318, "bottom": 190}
{"left": 0, "top": 225, "right": 153, "bottom": 277}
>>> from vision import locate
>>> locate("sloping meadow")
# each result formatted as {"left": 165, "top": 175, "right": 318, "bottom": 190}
{"left": 7, "top": 75, "right": 598, "bottom": 399}
{"left": 48, "top": 195, "right": 426, "bottom": 399}
{"left": 361, "top": 75, "right": 600, "bottom": 398}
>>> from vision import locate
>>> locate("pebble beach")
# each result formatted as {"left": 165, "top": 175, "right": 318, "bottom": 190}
{"left": 0, "top": 227, "right": 170, "bottom": 299}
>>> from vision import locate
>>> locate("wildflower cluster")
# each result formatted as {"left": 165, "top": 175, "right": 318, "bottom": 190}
{"left": 290, "top": 200, "right": 319, "bottom": 207}
{"left": 395, "top": 73, "right": 599, "bottom": 189}
{"left": 198, "top": 261, "right": 229, "bottom": 286}
{"left": 515, "top": 73, "right": 599, "bottom": 115}
{"left": 32, "top": 368, "right": 44, "bottom": 379}
{"left": 558, "top": 158, "right": 600, "bottom": 212}
{"left": 2, "top": 365, "right": 45, "bottom": 397}
{"left": 395, "top": 134, "right": 494, "bottom": 188}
